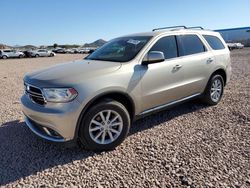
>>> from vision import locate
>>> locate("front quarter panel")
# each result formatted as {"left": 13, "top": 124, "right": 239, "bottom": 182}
{"left": 74, "top": 62, "right": 142, "bottom": 115}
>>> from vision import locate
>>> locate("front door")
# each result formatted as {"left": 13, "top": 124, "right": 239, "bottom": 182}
{"left": 140, "top": 35, "right": 187, "bottom": 111}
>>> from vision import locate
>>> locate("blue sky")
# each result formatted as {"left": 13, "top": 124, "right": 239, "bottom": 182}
{"left": 1, "top": 0, "right": 250, "bottom": 46}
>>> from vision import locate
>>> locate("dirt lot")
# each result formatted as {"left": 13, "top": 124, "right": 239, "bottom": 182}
{"left": 0, "top": 51, "right": 249, "bottom": 187}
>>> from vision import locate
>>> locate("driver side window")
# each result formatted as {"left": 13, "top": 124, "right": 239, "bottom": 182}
{"left": 149, "top": 36, "right": 178, "bottom": 60}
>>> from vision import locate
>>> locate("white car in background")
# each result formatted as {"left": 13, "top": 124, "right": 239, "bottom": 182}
{"left": 78, "top": 48, "right": 90, "bottom": 54}
{"left": 29, "top": 49, "right": 55, "bottom": 57}
{"left": 227, "top": 42, "right": 244, "bottom": 50}
{"left": 0, "top": 49, "right": 25, "bottom": 59}
{"left": 235, "top": 43, "right": 244, "bottom": 49}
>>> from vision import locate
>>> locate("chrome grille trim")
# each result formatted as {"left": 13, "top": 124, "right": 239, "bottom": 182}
{"left": 24, "top": 83, "right": 46, "bottom": 105}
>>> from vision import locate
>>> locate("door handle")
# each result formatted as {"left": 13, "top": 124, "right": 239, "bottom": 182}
{"left": 173, "top": 64, "right": 182, "bottom": 71}
{"left": 207, "top": 58, "right": 214, "bottom": 63}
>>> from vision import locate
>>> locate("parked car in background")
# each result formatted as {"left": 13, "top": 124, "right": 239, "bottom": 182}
{"left": 88, "top": 49, "right": 96, "bottom": 54}
{"left": 71, "top": 48, "right": 79, "bottom": 53}
{"left": 227, "top": 42, "right": 244, "bottom": 50}
{"left": 22, "top": 26, "right": 231, "bottom": 151}
{"left": 55, "top": 48, "right": 75, "bottom": 54}
{"left": 21, "top": 50, "right": 37, "bottom": 58}
{"left": 65, "top": 49, "right": 75, "bottom": 54}
{"left": 0, "top": 49, "right": 25, "bottom": 59}
{"left": 227, "top": 43, "right": 236, "bottom": 50}
{"left": 54, "top": 48, "right": 66, "bottom": 53}
{"left": 78, "top": 48, "right": 90, "bottom": 54}
{"left": 52, "top": 48, "right": 63, "bottom": 53}
{"left": 29, "top": 49, "right": 55, "bottom": 57}
{"left": 235, "top": 43, "right": 244, "bottom": 49}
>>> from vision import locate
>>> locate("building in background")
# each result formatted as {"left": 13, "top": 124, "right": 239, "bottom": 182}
{"left": 216, "top": 27, "right": 250, "bottom": 47}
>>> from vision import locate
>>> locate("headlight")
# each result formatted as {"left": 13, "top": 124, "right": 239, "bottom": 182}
{"left": 42, "top": 88, "right": 78, "bottom": 103}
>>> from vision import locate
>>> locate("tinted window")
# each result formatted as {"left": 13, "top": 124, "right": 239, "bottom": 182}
{"left": 177, "top": 35, "right": 206, "bottom": 56}
{"left": 86, "top": 36, "right": 152, "bottom": 62}
{"left": 203, "top": 35, "right": 225, "bottom": 50}
{"left": 149, "top": 36, "right": 177, "bottom": 59}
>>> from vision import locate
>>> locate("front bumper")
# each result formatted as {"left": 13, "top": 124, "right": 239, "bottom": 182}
{"left": 21, "top": 94, "right": 82, "bottom": 142}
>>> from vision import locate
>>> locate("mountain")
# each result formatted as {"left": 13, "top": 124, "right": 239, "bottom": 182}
{"left": 0, "top": 40, "right": 106, "bottom": 50}
{"left": 0, "top": 43, "right": 10, "bottom": 49}
{"left": 19, "top": 45, "right": 38, "bottom": 49}
{"left": 11, "top": 45, "right": 38, "bottom": 49}
{"left": 83, "top": 39, "right": 107, "bottom": 47}
{"left": 13, "top": 45, "right": 22, "bottom": 48}
{"left": 0, "top": 44, "right": 37, "bottom": 50}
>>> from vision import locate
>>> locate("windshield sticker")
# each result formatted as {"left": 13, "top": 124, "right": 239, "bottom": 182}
{"left": 127, "top": 39, "right": 141, "bottom": 45}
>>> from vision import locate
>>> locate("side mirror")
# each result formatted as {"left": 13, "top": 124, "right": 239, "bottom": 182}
{"left": 142, "top": 51, "right": 165, "bottom": 65}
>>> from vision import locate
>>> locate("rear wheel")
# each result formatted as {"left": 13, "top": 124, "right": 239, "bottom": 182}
{"left": 202, "top": 74, "right": 224, "bottom": 105}
{"left": 79, "top": 100, "right": 130, "bottom": 151}
{"left": 35, "top": 54, "right": 39, "bottom": 58}
{"left": 2, "top": 55, "right": 7, "bottom": 59}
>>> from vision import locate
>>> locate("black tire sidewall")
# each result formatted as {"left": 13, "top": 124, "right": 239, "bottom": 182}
{"left": 79, "top": 100, "right": 130, "bottom": 151}
{"left": 204, "top": 75, "right": 224, "bottom": 105}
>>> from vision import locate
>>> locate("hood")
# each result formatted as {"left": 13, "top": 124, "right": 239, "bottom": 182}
{"left": 24, "top": 59, "right": 122, "bottom": 87}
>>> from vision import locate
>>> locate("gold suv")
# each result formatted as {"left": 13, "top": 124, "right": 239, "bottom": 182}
{"left": 21, "top": 26, "right": 231, "bottom": 151}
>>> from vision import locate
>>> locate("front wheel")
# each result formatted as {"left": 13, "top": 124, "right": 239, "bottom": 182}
{"left": 79, "top": 100, "right": 130, "bottom": 151}
{"left": 202, "top": 75, "right": 224, "bottom": 105}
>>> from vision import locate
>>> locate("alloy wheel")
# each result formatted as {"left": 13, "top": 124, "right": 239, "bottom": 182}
{"left": 210, "top": 78, "right": 222, "bottom": 102}
{"left": 89, "top": 110, "right": 123, "bottom": 145}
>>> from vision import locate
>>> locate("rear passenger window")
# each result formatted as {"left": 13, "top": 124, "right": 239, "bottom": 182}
{"left": 177, "top": 35, "right": 206, "bottom": 56}
{"left": 150, "top": 36, "right": 178, "bottom": 59}
{"left": 203, "top": 35, "right": 225, "bottom": 50}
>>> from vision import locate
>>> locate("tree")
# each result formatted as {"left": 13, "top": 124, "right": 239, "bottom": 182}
{"left": 53, "top": 43, "right": 58, "bottom": 48}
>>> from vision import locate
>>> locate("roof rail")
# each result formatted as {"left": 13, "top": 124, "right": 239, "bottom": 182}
{"left": 187, "top": 26, "right": 204, "bottom": 30}
{"left": 152, "top": 26, "right": 187, "bottom": 32}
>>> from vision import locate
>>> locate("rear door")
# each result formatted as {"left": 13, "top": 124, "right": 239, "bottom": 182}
{"left": 38, "top": 50, "right": 46, "bottom": 56}
{"left": 44, "top": 50, "right": 49, "bottom": 56}
{"left": 9, "top": 50, "right": 16, "bottom": 57}
{"left": 175, "top": 34, "right": 214, "bottom": 96}
{"left": 13, "top": 50, "right": 19, "bottom": 57}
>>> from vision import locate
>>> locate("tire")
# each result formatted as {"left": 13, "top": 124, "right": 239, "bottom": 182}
{"left": 2, "top": 55, "right": 7, "bottom": 59}
{"left": 19, "top": 55, "right": 23, "bottom": 58}
{"left": 202, "top": 74, "right": 224, "bottom": 105}
{"left": 50, "top": 53, "right": 54, "bottom": 57}
{"left": 35, "top": 54, "right": 39, "bottom": 58}
{"left": 79, "top": 100, "right": 130, "bottom": 151}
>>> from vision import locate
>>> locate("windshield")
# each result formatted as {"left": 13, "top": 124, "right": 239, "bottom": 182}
{"left": 85, "top": 36, "right": 152, "bottom": 62}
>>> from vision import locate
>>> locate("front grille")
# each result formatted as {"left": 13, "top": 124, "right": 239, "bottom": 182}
{"left": 25, "top": 83, "right": 46, "bottom": 105}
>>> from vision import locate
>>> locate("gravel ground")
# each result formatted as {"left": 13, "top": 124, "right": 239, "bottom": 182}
{"left": 0, "top": 51, "right": 249, "bottom": 187}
